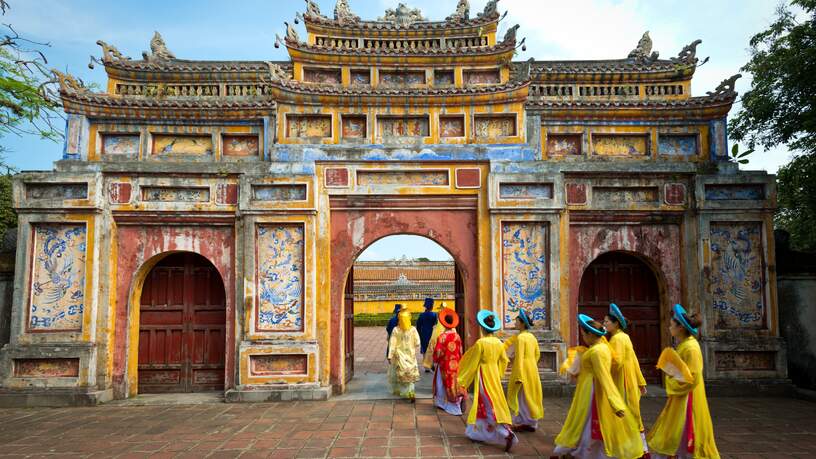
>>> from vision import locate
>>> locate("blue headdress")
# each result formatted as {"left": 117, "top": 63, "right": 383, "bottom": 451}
{"left": 578, "top": 313, "right": 606, "bottom": 336}
{"left": 672, "top": 304, "right": 698, "bottom": 335}
{"left": 608, "top": 303, "right": 627, "bottom": 330}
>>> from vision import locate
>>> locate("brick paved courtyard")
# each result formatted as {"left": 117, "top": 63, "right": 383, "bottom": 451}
{"left": 0, "top": 391, "right": 815, "bottom": 458}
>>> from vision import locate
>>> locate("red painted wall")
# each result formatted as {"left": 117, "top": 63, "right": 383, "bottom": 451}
{"left": 112, "top": 225, "right": 235, "bottom": 398}
{"left": 329, "top": 202, "right": 479, "bottom": 387}
{"left": 568, "top": 223, "right": 683, "bottom": 345}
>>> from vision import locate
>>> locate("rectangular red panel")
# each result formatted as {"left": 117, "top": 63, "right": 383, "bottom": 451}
{"left": 455, "top": 168, "right": 481, "bottom": 188}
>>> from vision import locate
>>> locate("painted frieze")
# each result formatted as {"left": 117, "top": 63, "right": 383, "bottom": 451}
{"left": 658, "top": 134, "right": 698, "bottom": 156}
{"left": 13, "top": 358, "right": 80, "bottom": 377}
{"left": 501, "top": 222, "right": 548, "bottom": 328}
{"left": 709, "top": 222, "right": 766, "bottom": 329}
{"left": 350, "top": 69, "right": 371, "bottom": 85}
{"left": 222, "top": 135, "right": 260, "bottom": 157}
{"left": 303, "top": 68, "right": 341, "bottom": 84}
{"left": 25, "top": 183, "right": 88, "bottom": 200}
{"left": 256, "top": 224, "right": 304, "bottom": 332}
{"left": 715, "top": 351, "right": 775, "bottom": 371}
{"left": 101, "top": 134, "right": 140, "bottom": 155}
{"left": 28, "top": 224, "right": 87, "bottom": 331}
{"left": 705, "top": 184, "right": 765, "bottom": 201}
{"left": 378, "top": 116, "right": 429, "bottom": 139}
{"left": 440, "top": 116, "right": 465, "bottom": 138}
{"left": 379, "top": 70, "right": 425, "bottom": 86}
{"left": 357, "top": 170, "right": 448, "bottom": 186}
{"left": 342, "top": 116, "right": 367, "bottom": 138}
{"left": 592, "top": 134, "right": 648, "bottom": 156}
{"left": 546, "top": 134, "right": 582, "bottom": 157}
{"left": 499, "top": 183, "right": 553, "bottom": 199}
{"left": 287, "top": 115, "right": 332, "bottom": 139}
{"left": 141, "top": 186, "right": 210, "bottom": 202}
{"left": 250, "top": 354, "right": 308, "bottom": 376}
{"left": 434, "top": 70, "right": 454, "bottom": 86}
{"left": 464, "top": 69, "right": 500, "bottom": 85}
{"left": 594, "top": 187, "right": 659, "bottom": 204}
{"left": 252, "top": 184, "right": 307, "bottom": 201}
{"left": 474, "top": 115, "right": 516, "bottom": 138}
{"left": 152, "top": 135, "right": 213, "bottom": 155}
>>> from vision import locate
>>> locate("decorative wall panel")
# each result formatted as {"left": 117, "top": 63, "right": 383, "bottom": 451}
{"left": 501, "top": 222, "right": 548, "bottom": 328}
{"left": 547, "top": 134, "right": 582, "bottom": 156}
{"left": 142, "top": 187, "right": 210, "bottom": 202}
{"left": 256, "top": 225, "right": 304, "bottom": 332}
{"left": 592, "top": 134, "right": 648, "bottom": 156}
{"left": 325, "top": 168, "right": 350, "bottom": 187}
{"left": 252, "top": 184, "right": 307, "bottom": 201}
{"left": 379, "top": 70, "right": 425, "bottom": 86}
{"left": 222, "top": 135, "right": 260, "bottom": 157}
{"left": 350, "top": 69, "right": 370, "bottom": 85}
{"left": 440, "top": 116, "right": 465, "bottom": 137}
{"left": 378, "top": 116, "right": 429, "bottom": 139}
{"left": 715, "top": 351, "right": 775, "bottom": 371}
{"left": 287, "top": 115, "right": 332, "bottom": 139}
{"left": 434, "top": 70, "right": 454, "bottom": 86}
{"left": 474, "top": 115, "right": 516, "bottom": 138}
{"left": 357, "top": 170, "right": 448, "bottom": 186}
{"left": 658, "top": 134, "right": 698, "bottom": 156}
{"left": 342, "top": 116, "right": 367, "bottom": 138}
{"left": 499, "top": 183, "right": 553, "bottom": 199}
{"left": 26, "top": 183, "right": 88, "bottom": 200}
{"left": 303, "top": 68, "right": 341, "bottom": 84}
{"left": 101, "top": 134, "right": 140, "bottom": 155}
{"left": 705, "top": 184, "right": 765, "bottom": 201}
{"left": 28, "top": 224, "right": 86, "bottom": 331}
{"left": 710, "top": 222, "right": 766, "bottom": 329}
{"left": 13, "top": 358, "right": 80, "bottom": 377}
{"left": 594, "top": 187, "right": 659, "bottom": 204}
{"left": 464, "top": 69, "right": 500, "bottom": 85}
{"left": 250, "top": 354, "right": 308, "bottom": 376}
{"left": 152, "top": 135, "right": 213, "bottom": 155}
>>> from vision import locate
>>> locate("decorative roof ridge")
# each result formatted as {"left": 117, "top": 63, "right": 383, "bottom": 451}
{"left": 60, "top": 90, "right": 276, "bottom": 108}
{"left": 102, "top": 59, "right": 291, "bottom": 73}
{"left": 287, "top": 38, "right": 515, "bottom": 56}
{"left": 525, "top": 90, "right": 737, "bottom": 108}
{"left": 302, "top": 2, "right": 499, "bottom": 31}
{"left": 271, "top": 78, "right": 529, "bottom": 96}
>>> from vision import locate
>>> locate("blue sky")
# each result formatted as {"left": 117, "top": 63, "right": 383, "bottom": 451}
{"left": 0, "top": 0, "right": 795, "bottom": 259}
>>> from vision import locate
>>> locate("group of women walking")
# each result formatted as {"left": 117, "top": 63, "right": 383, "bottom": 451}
{"left": 386, "top": 300, "right": 720, "bottom": 458}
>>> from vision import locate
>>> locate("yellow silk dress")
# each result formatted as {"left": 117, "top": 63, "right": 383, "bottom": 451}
{"left": 608, "top": 330, "right": 647, "bottom": 432}
{"left": 504, "top": 330, "right": 544, "bottom": 420}
{"left": 647, "top": 336, "right": 720, "bottom": 459}
{"left": 422, "top": 322, "right": 446, "bottom": 369}
{"left": 554, "top": 340, "right": 645, "bottom": 459}
{"left": 457, "top": 335, "right": 512, "bottom": 425}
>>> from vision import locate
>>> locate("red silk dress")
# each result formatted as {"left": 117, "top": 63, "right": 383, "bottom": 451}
{"left": 433, "top": 329, "right": 464, "bottom": 402}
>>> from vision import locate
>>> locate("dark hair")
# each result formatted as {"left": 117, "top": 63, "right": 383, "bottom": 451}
{"left": 588, "top": 319, "right": 604, "bottom": 331}
{"left": 604, "top": 314, "right": 620, "bottom": 326}
{"left": 605, "top": 314, "right": 632, "bottom": 330}
{"left": 672, "top": 312, "right": 703, "bottom": 336}
{"left": 483, "top": 314, "right": 496, "bottom": 330}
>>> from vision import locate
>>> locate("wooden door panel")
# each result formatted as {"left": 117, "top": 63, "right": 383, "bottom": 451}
{"left": 343, "top": 270, "right": 354, "bottom": 384}
{"left": 138, "top": 253, "right": 226, "bottom": 393}
{"left": 578, "top": 252, "right": 662, "bottom": 383}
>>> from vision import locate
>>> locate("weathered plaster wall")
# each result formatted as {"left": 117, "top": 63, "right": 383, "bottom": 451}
{"left": 778, "top": 275, "right": 816, "bottom": 389}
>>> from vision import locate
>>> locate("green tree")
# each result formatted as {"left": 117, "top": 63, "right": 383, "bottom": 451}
{"left": 729, "top": 0, "right": 816, "bottom": 251}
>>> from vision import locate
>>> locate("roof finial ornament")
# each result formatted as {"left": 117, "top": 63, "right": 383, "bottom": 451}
{"left": 89, "top": 40, "right": 130, "bottom": 69}
{"left": 284, "top": 21, "right": 300, "bottom": 42}
{"left": 142, "top": 31, "right": 175, "bottom": 61}
{"left": 51, "top": 69, "right": 89, "bottom": 94}
{"left": 502, "top": 24, "right": 520, "bottom": 44}
{"left": 334, "top": 0, "right": 360, "bottom": 24}
{"left": 671, "top": 39, "right": 703, "bottom": 65}
{"left": 478, "top": 0, "right": 500, "bottom": 19}
{"left": 446, "top": 0, "right": 470, "bottom": 22}
{"left": 706, "top": 74, "right": 741, "bottom": 97}
{"left": 265, "top": 62, "right": 291, "bottom": 83}
{"left": 304, "top": 0, "right": 323, "bottom": 19}
{"left": 378, "top": 3, "right": 425, "bottom": 27}
{"left": 627, "top": 31, "right": 659, "bottom": 63}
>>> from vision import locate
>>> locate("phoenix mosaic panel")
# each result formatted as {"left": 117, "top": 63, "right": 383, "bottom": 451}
{"left": 256, "top": 224, "right": 304, "bottom": 332}
{"left": 710, "top": 222, "right": 766, "bottom": 329}
{"left": 501, "top": 222, "right": 548, "bottom": 328}
{"left": 28, "top": 224, "right": 87, "bottom": 331}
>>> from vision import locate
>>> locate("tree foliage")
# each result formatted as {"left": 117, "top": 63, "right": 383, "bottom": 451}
{"left": 729, "top": 0, "right": 816, "bottom": 251}
{"left": 0, "top": 0, "right": 63, "bottom": 161}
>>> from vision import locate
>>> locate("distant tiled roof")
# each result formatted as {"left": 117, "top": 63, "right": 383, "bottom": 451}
{"left": 104, "top": 59, "right": 291, "bottom": 75}
{"left": 526, "top": 92, "right": 737, "bottom": 110}
{"left": 60, "top": 92, "right": 276, "bottom": 119}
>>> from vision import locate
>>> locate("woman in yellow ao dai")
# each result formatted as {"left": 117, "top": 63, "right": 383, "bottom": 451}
{"left": 553, "top": 314, "right": 645, "bottom": 459}
{"left": 503, "top": 308, "right": 544, "bottom": 431}
{"left": 603, "top": 303, "right": 648, "bottom": 441}
{"left": 647, "top": 304, "right": 720, "bottom": 459}
{"left": 387, "top": 308, "right": 421, "bottom": 401}
{"left": 457, "top": 310, "right": 518, "bottom": 452}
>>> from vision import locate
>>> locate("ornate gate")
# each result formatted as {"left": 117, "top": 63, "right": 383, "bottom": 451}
{"left": 138, "top": 253, "right": 226, "bottom": 393}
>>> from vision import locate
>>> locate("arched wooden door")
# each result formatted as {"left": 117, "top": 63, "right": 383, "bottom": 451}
{"left": 343, "top": 269, "right": 354, "bottom": 384}
{"left": 578, "top": 252, "right": 661, "bottom": 382}
{"left": 138, "top": 253, "right": 226, "bottom": 393}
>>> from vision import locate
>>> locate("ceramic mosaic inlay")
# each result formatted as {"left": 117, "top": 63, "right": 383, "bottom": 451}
{"left": 474, "top": 116, "right": 516, "bottom": 138}
{"left": 710, "top": 222, "right": 765, "bottom": 329}
{"left": 594, "top": 187, "right": 659, "bottom": 204}
{"left": 28, "top": 224, "right": 87, "bottom": 331}
{"left": 102, "top": 134, "right": 140, "bottom": 155}
{"left": 357, "top": 170, "right": 448, "bottom": 186}
{"left": 592, "top": 134, "right": 648, "bottom": 156}
{"left": 546, "top": 134, "right": 582, "bottom": 156}
{"left": 705, "top": 184, "right": 765, "bottom": 201}
{"left": 434, "top": 70, "right": 454, "bottom": 86}
{"left": 379, "top": 70, "right": 425, "bottom": 86}
{"left": 142, "top": 187, "right": 210, "bottom": 202}
{"left": 26, "top": 183, "right": 88, "bottom": 200}
{"left": 499, "top": 183, "right": 553, "bottom": 199}
{"left": 250, "top": 354, "right": 308, "bottom": 376}
{"left": 287, "top": 115, "right": 332, "bottom": 138}
{"left": 152, "top": 135, "right": 213, "bottom": 155}
{"left": 350, "top": 70, "right": 371, "bottom": 85}
{"left": 222, "top": 135, "right": 260, "bottom": 157}
{"left": 256, "top": 224, "right": 304, "bottom": 332}
{"left": 252, "top": 184, "right": 308, "bottom": 201}
{"left": 303, "top": 68, "right": 341, "bottom": 84}
{"left": 501, "top": 222, "right": 548, "bottom": 328}
{"left": 659, "top": 134, "right": 698, "bottom": 156}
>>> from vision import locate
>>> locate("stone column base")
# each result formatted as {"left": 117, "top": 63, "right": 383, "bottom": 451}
{"left": 0, "top": 388, "right": 113, "bottom": 407}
